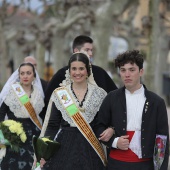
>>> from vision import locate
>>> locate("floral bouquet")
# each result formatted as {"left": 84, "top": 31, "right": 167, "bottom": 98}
{"left": 32, "top": 135, "right": 60, "bottom": 169}
{"left": 153, "top": 134, "right": 167, "bottom": 170}
{"left": 0, "top": 120, "right": 27, "bottom": 152}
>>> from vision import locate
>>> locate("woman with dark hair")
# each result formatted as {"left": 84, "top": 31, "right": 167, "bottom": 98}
{"left": 38, "top": 52, "right": 114, "bottom": 170}
{"left": 0, "top": 62, "right": 44, "bottom": 169}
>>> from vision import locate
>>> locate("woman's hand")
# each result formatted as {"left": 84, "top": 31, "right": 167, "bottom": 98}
{"left": 99, "top": 127, "right": 115, "bottom": 142}
{"left": 40, "top": 158, "right": 46, "bottom": 168}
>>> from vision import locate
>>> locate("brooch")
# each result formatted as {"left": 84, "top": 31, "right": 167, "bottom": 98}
{"left": 145, "top": 102, "right": 149, "bottom": 113}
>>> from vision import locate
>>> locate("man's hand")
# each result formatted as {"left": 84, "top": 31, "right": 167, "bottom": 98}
{"left": 117, "top": 135, "right": 129, "bottom": 150}
{"left": 99, "top": 127, "right": 115, "bottom": 142}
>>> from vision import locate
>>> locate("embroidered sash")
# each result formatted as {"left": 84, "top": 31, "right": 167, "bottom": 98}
{"left": 54, "top": 87, "right": 107, "bottom": 166}
{"left": 11, "top": 83, "right": 42, "bottom": 130}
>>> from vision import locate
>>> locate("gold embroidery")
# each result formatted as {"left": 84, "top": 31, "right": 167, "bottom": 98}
{"left": 25, "top": 102, "right": 42, "bottom": 130}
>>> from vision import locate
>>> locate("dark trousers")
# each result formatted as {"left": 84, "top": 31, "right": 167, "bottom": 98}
{"left": 107, "top": 157, "right": 154, "bottom": 170}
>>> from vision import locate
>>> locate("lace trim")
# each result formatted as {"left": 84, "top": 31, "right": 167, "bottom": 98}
{"left": 4, "top": 86, "right": 44, "bottom": 118}
{"left": 52, "top": 84, "right": 107, "bottom": 126}
{"left": 59, "top": 67, "right": 97, "bottom": 87}
{"left": 59, "top": 69, "right": 71, "bottom": 86}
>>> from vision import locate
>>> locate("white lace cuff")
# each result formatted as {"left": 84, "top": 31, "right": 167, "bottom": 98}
{"left": 112, "top": 137, "right": 119, "bottom": 148}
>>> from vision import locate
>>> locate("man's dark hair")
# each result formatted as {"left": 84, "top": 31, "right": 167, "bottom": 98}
{"left": 72, "top": 35, "right": 93, "bottom": 52}
{"left": 115, "top": 50, "right": 144, "bottom": 70}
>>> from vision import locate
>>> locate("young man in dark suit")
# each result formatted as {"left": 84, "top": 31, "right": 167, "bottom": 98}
{"left": 43, "top": 35, "right": 117, "bottom": 120}
{"left": 95, "top": 50, "right": 169, "bottom": 170}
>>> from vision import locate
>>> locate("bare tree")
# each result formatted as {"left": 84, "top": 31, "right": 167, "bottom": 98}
{"left": 0, "top": 1, "right": 11, "bottom": 84}
{"left": 92, "top": 0, "right": 139, "bottom": 70}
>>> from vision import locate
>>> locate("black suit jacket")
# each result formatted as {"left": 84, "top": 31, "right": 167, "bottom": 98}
{"left": 95, "top": 86, "right": 169, "bottom": 170}
{"left": 40, "top": 78, "right": 48, "bottom": 93}
{"left": 40, "top": 65, "right": 118, "bottom": 120}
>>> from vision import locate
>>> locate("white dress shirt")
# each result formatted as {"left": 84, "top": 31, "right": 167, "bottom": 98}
{"left": 112, "top": 85, "right": 146, "bottom": 148}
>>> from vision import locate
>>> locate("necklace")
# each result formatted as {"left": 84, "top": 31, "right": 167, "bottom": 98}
{"left": 71, "top": 83, "right": 88, "bottom": 107}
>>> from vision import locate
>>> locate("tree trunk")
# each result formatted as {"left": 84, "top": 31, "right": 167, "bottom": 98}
{"left": 92, "top": 0, "right": 131, "bottom": 70}
{"left": 50, "top": 33, "right": 67, "bottom": 73}
{"left": 14, "top": 45, "right": 25, "bottom": 69}
{"left": 0, "top": 21, "right": 8, "bottom": 85}
{"left": 145, "top": 0, "right": 160, "bottom": 93}
{"left": 49, "top": 7, "right": 88, "bottom": 72}
{"left": 35, "top": 41, "right": 45, "bottom": 78}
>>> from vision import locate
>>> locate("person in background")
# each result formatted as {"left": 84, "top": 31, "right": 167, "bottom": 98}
{"left": 24, "top": 56, "right": 48, "bottom": 93}
{"left": 0, "top": 63, "right": 44, "bottom": 169}
{"left": 43, "top": 35, "right": 117, "bottom": 121}
{"left": 38, "top": 52, "right": 114, "bottom": 170}
{"left": 95, "top": 50, "right": 169, "bottom": 170}
{"left": 44, "top": 62, "right": 54, "bottom": 81}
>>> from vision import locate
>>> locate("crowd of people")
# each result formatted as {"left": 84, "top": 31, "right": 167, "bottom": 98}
{"left": 0, "top": 35, "right": 169, "bottom": 170}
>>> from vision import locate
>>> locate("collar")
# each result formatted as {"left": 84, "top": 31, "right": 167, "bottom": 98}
{"left": 125, "top": 85, "right": 144, "bottom": 95}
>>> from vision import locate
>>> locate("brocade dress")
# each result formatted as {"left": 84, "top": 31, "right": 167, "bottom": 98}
{"left": 41, "top": 83, "right": 107, "bottom": 170}
{"left": 0, "top": 85, "right": 44, "bottom": 170}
